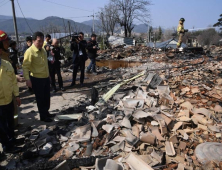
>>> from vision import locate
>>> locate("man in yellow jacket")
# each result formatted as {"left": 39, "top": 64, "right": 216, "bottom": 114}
{"left": 0, "top": 30, "right": 21, "bottom": 153}
{"left": 177, "top": 18, "right": 188, "bottom": 48}
{"left": 23, "top": 32, "right": 54, "bottom": 122}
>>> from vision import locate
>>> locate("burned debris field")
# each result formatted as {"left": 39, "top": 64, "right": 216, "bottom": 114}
{"left": 1, "top": 44, "right": 222, "bottom": 170}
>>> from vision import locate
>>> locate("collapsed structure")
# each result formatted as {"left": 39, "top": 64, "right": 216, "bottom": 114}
{"left": 2, "top": 44, "right": 222, "bottom": 170}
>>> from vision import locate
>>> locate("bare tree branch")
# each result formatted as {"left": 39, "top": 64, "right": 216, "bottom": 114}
{"left": 96, "top": 2, "right": 119, "bottom": 36}
{"left": 111, "top": 0, "right": 151, "bottom": 37}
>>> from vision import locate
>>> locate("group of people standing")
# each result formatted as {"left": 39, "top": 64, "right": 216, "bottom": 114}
{"left": 70, "top": 32, "right": 99, "bottom": 87}
{"left": 0, "top": 30, "right": 99, "bottom": 154}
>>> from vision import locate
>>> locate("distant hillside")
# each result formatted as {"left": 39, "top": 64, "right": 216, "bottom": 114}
{"left": 82, "top": 20, "right": 102, "bottom": 33}
{"left": 0, "top": 15, "right": 163, "bottom": 35}
{"left": 134, "top": 24, "right": 148, "bottom": 33}
{"left": 81, "top": 20, "right": 94, "bottom": 27}
{"left": 0, "top": 16, "right": 92, "bottom": 34}
{"left": 0, "top": 15, "right": 33, "bottom": 23}
{"left": 0, "top": 15, "right": 12, "bottom": 23}
{"left": 82, "top": 20, "right": 160, "bottom": 33}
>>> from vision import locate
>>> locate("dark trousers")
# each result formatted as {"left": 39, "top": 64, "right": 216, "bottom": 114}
{"left": 87, "top": 58, "right": 96, "bottom": 72}
{"left": 12, "top": 63, "right": 17, "bottom": 75}
{"left": 30, "top": 76, "right": 50, "bottom": 120}
{"left": 49, "top": 64, "right": 63, "bottom": 89}
{"left": 0, "top": 101, "right": 14, "bottom": 148}
{"left": 72, "top": 57, "right": 85, "bottom": 84}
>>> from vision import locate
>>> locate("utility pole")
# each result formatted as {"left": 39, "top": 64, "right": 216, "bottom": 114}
{"left": 93, "top": 10, "right": 95, "bottom": 33}
{"left": 101, "top": 12, "right": 104, "bottom": 49}
{"left": 88, "top": 11, "right": 95, "bottom": 33}
{"left": 10, "top": 0, "right": 19, "bottom": 45}
{"left": 68, "top": 21, "right": 71, "bottom": 38}
{"left": 62, "top": 18, "right": 67, "bottom": 36}
{"left": 147, "top": 24, "right": 149, "bottom": 45}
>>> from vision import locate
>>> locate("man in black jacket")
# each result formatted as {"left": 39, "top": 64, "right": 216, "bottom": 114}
{"left": 8, "top": 41, "right": 18, "bottom": 74}
{"left": 70, "top": 32, "right": 88, "bottom": 87}
{"left": 86, "top": 34, "right": 99, "bottom": 74}
{"left": 48, "top": 38, "right": 64, "bottom": 92}
{"left": 22, "top": 36, "right": 32, "bottom": 55}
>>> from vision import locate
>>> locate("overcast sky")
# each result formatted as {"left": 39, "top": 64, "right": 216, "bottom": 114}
{"left": 0, "top": 0, "right": 221, "bottom": 29}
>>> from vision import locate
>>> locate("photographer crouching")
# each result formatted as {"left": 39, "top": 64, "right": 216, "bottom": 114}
{"left": 70, "top": 32, "right": 88, "bottom": 87}
{"left": 86, "top": 34, "right": 100, "bottom": 75}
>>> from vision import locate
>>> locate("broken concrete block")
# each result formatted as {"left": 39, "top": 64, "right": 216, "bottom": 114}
{"left": 125, "top": 152, "right": 154, "bottom": 170}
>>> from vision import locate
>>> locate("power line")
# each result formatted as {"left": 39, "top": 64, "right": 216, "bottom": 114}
{"left": 0, "top": 0, "right": 9, "bottom": 7}
{"left": 16, "top": 0, "right": 33, "bottom": 34}
{"left": 42, "top": 0, "right": 93, "bottom": 12}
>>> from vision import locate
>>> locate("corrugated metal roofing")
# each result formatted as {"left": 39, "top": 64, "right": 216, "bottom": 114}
{"left": 147, "top": 39, "right": 187, "bottom": 49}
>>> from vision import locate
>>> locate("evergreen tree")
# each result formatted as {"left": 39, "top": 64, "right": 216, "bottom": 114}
{"left": 149, "top": 26, "right": 153, "bottom": 42}
{"left": 158, "top": 26, "right": 162, "bottom": 40}
{"left": 213, "top": 14, "right": 222, "bottom": 30}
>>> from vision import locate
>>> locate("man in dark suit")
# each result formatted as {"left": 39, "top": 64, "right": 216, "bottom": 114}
{"left": 70, "top": 32, "right": 88, "bottom": 87}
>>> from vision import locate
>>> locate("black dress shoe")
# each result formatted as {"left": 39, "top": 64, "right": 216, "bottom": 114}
{"left": 52, "top": 89, "right": 57, "bottom": 93}
{"left": 14, "top": 138, "right": 25, "bottom": 145}
{"left": 0, "top": 152, "right": 5, "bottom": 161}
{"left": 80, "top": 83, "right": 84, "bottom": 87}
{"left": 41, "top": 118, "right": 53, "bottom": 122}
{"left": 4, "top": 146, "right": 22, "bottom": 153}
{"left": 60, "top": 87, "right": 65, "bottom": 91}
{"left": 47, "top": 114, "right": 56, "bottom": 118}
{"left": 69, "top": 83, "right": 75, "bottom": 87}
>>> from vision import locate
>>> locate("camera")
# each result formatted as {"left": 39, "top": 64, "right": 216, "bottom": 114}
{"left": 71, "top": 33, "right": 79, "bottom": 42}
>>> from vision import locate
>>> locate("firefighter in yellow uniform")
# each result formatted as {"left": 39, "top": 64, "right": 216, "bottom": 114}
{"left": 0, "top": 31, "right": 23, "bottom": 127}
{"left": 177, "top": 18, "right": 188, "bottom": 48}
{"left": 0, "top": 30, "right": 22, "bottom": 153}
